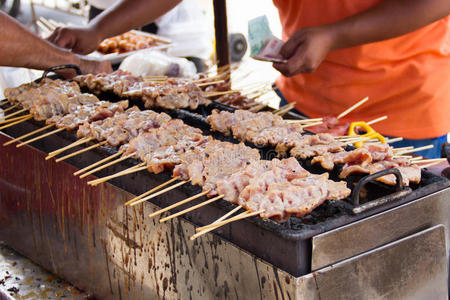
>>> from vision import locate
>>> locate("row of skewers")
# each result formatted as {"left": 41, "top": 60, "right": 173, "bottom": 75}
{"left": 74, "top": 70, "right": 269, "bottom": 112}
{"left": 0, "top": 78, "right": 354, "bottom": 237}
{"left": 0, "top": 77, "right": 445, "bottom": 239}
{"left": 69, "top": 71, "right": 434, "bottom": 186}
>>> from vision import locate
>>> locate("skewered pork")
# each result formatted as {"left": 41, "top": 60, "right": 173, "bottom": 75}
{"left": 312, "top": 143, "right": 420, "bottom": 185}
{"left": 77, "top": 107, "right": 171, "bottom": 146}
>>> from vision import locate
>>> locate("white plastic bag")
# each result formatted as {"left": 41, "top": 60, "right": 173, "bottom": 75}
{"left": 119, "top": 50, "right": 197, "bottom": 77}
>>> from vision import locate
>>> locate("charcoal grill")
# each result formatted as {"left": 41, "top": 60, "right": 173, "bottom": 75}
{"left": 0, "top": 101, "right": 450, "bottom": 298}
{"left": 0, "top": 76, "right": 449, "bottom": 298}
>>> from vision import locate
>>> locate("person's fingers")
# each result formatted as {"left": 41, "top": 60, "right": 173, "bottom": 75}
{"left": 287, "top": 47, "right": 316, "bottom": 75}
{"left": 52, "top": 28, "right": 77, "bottom": 50}
{"left": 55, "top": 33, "right": 73, "bottom": 49}
{"left": 274, "top": 44, "right": 317, "bottom": 77}
{"left": 279, "top": 30, "right": 305, "bottom": 59}
{"left": 274, "top": 45, "right": 306, "bottom": 76}
{"left": 273, "top": 62, "right": 290, "bottom": 77}
{"left": 46, "top": 28, "right": 60, "bottom": 43}
{"left": 73, "top": 42, "right": 93, "bottom": 55}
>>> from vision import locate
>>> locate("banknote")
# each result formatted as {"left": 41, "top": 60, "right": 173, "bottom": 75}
{"left": 248, "top": 16, "right": 287, "bottom": 63}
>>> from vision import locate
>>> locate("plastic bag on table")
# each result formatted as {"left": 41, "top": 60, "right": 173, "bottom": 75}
{"left": 119, "top": 50, "right": 197, "bottom": 78}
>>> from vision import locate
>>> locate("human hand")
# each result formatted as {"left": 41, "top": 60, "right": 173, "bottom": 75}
{"left": 47, "top": 25, "right": 103, "bottom": 55}
{"left": 273, "top": 26, "right": 335, "bottom": 77}
{"left": 56, "top": 56, "right": 112, "bottom": 79}
{"left": 78, "top": 56, "right": 113, "bottom": 74}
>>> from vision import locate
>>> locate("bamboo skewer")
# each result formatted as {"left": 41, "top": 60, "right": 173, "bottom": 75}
{"left": 395, "top": 145, "right": 433, "bottom": 155}
{"left": 273, "top": 103, "right": 295, "bottom": 115}
{"left": 408, "top": 156, "right": 423, "bottom": 161}
{"left": 79, "top": 152, "right": 136, "bottom": 179}
{"left": 337, "top": 97, "right": 370, "bottom": 120}
{"left": 0, "top": 115, "right": 33, "bottom": 130}
{"left": 366, "top": 115, "right": 387, "bottom": 126}
{"left": 302, "top": 121, "right": 323, "bottom": 128}
{"left": 125, "top": 177, "right": 180, "bottom": 206}
{"left": 3, "top": 124, "right": 55, "bottom": 146}
{"left": 190, "top": 76, "right": 222, "bottom": 84}
{"left": 148, "top": 190, "right": 210, "bottom": 218}
{"left": 46, "top": 137, "right": 91, "bottom": 159}
{"left": 55, "top": 140, "right": 108, "bottom": 162}
{"left": 36, "top": 20, "right": 52, "bottom": 35}
{"left": 0, "top": 100, "right": 8, "bottom": 106}
{"left": 392, "top": 146, "right": 414, "bottom": 152}
{"left": 2, "top": 104, "right": 19, "bottom": 113}
{"left": 46, "top": 18, "right": 62, "bottom": 29}
{"left": 159, "top": 194, "right": 224, "bottom": 223}
{"left": 195, "top": 205, "right": 243, "bottom": 232}
{"left": 0, "top": 114, "right": 32, "bottom": 125}
{"left": 393, "top": 155, "right": 413, "bottom": 159}
{"left": 411, "top": 158, "right": 447, "bottom": 164}
{"left": 196, "top": 80, "right": 225, "bottom": 87}
{"left": 3, "top": 108, "right": 28, "bottom": 121}
{"left": 16, "top": 127, "right": 65, "bottom": 148}
{"left": 285, "top": 118, "right": 322, "bottom": 124}
{"left": 204, "top": 90, "right": 238, "bottom": 98}
{"left": 88, "top": 163, "right": 147, "bottom": 186}
{"left": 193, "top": 210, "right": 251, "bottom": 232}
{"left": 341, "top": 138, "right": 371, "bottom": 144}
{"left": 418, "top": 159, "right": 448, "bottom": 169}
{"left": 191, "top": 70, "right": 232, "bottom": 84}
{"left": 337, "top": 135, "right": 372, "bottom": 141}
{"left": 73, "top": 151, "right": 123, "bottom": 176}
{"left": 210, "top": 205, "right": 243, "bottom": 224}
{"left": 2, "top": 109, "right": 29, "bottom": 121}
{"left": 130, "top": 180, "right": 189, "bottom": 207}
{"left": 385, "top": 137, "right": 403, "bottom": 144}
{"left": 190, "top": 209, "right": 265, "bottom": 240}
{"left": 39, "top": 16, "right": 56, "bottom": 30}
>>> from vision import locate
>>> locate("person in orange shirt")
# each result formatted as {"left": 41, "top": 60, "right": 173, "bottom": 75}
{"left": 272, "top": 0, "right": 450, "bottom": 158}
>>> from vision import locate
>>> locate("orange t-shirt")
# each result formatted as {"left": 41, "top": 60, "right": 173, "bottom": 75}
{"left": 273, "top": 0, "right": 450, "bottom": 139}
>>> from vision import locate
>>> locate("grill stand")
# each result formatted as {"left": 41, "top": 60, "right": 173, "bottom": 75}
{"left": 0, "top": 129, "right": 449, "bottom": 299}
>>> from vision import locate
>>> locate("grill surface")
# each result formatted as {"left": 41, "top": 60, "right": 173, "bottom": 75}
{"left": 1, "top": 110, "right": 448, "bottom": 276}
{"left": 1, "top": 75, "right": 448, "bottom": 276}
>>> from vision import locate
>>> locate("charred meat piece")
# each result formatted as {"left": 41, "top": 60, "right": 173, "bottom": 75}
{"left": 77, "top": 107, "right": 171, "bottom": 146}
{"left": 188, "top": 141, "right": 260, "bottom": 194}
{"left": 207, "top": 109, "right": 304, "bottom": 148}
{"left": 74, "top": 70, "right": 142, "bottom": 95}
{"left": 306, "top": 116, "right": 350, "bottom": 137}
{"left": 47, "top": 100, "right": 129, "bottom": 130}
{"left": 75, "top": 71, "right": 211, "bottom": 110}
{"left": 5, "top": 79, "right": 80, "bottom": 111}
{"left": 232, "top": 158, "right": 351, "bottom": 221}
{"left": 312, "top": 143, "right": 420, "bottom": 186}
{"left": 123, "top": 119, "right": 209, "bottom": 173}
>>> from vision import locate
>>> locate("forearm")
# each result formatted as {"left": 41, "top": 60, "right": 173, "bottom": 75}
{"left": 326, "top": 0, "right": 450, "bottom": 49}
{"left": 0, "top": 12, "right": 79, "bottom": 69}
{"left": 89, "top": 0, "right": 181, "bottom": 41}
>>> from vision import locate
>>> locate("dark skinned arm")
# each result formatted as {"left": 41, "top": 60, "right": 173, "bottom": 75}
{"left": 47, "top": 0, "right": 181, "bottom": 54}
{"left": 0, "top": 12, "right": 111, "bottom": 78}
{"left": 274, "top": 0, "right": 450, "bottom": 76}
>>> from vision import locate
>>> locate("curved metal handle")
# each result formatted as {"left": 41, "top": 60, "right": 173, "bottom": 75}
{"left": 39, "top": 64, "right": 82, "bottom": 81}
{"left": 351, "top": 168, "right": 404, "bottom": 207}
